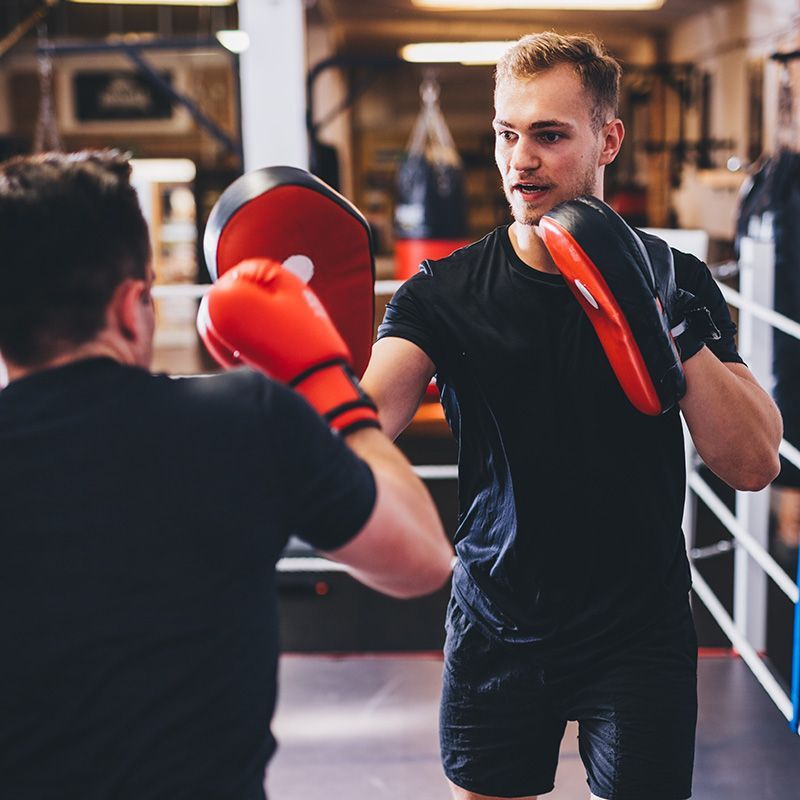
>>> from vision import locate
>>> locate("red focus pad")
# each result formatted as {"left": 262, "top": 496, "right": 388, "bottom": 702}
{"left": 539, "top": 197, "right": 685, "bottom": 416}
{"left": 204, "top": 167, "right": 375, "bottom": 378}
{"left": 198, "top": 258, "right": 379, "bottom": 435}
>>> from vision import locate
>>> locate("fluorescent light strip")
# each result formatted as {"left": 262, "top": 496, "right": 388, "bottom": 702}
{"left": 68, "top": 1, "right": 235, "bottom": 6}
{"left": 401, "top": 41, "right": 514, "bottom": 65}
{"left": 412, "top": 0, "right": 664, "bottom": 10}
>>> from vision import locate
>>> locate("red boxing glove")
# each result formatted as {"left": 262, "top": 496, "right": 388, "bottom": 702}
{"left": 197, "top": 258, "right": 380, "bottom": 436}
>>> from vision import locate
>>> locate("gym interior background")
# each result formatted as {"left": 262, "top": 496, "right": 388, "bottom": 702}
{"left": 1, "top": 1, "right": 799, "bottom": 790}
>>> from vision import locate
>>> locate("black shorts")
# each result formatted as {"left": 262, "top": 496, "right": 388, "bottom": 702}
{"left": 440, "top": 598, "right": 698, "bottom": 799}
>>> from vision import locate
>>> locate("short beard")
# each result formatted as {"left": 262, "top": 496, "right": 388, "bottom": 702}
{"left": 505, "top": 161, "right": 598, "bottom": 226}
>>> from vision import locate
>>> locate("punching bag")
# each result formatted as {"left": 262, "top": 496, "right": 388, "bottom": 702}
{"left": 394, "top": 78, "right": 470, "bottom": 279}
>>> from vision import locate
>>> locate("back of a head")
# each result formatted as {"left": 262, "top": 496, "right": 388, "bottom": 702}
{"left": 0, "top": 150, "right": 151, "bottom": 367}
{"left": 495, "top": 32, "right": 622, "bottom": 131}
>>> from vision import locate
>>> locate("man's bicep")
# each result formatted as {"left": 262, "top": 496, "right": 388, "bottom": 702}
{"left": 266, "top": 383, "right": 376, "bottom": 551}
{"left": 361, "top": 337, "right": 436, "bottom": 440}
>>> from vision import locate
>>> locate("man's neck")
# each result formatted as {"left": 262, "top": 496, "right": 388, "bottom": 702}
{"left": 3, "top": 339, "right": 132, "bottom": 386}
{"left": 508, "top": 221, "right": 560, "bottom": 274}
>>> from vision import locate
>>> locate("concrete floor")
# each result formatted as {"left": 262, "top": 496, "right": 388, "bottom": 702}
{"left": 267, "top": 654, "right": 800, "bottom": 800}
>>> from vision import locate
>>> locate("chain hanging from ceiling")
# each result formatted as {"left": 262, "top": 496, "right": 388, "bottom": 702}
{"left": 32, "top": 21, "right": 62, "bottom": 153}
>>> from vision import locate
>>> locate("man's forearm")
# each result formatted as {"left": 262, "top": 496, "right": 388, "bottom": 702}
{"left": 680, "top": 348, "right": 782, "bottom": 491}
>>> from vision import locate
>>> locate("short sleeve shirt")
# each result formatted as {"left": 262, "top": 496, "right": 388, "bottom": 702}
{"left": 0, "top": 359, "right": 375, "bottom": 797}
{"left": 378, "top": 225, "right": 741, "bottom": 658}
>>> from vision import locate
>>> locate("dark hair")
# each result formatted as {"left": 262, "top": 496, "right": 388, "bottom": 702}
{"left": 0, "top": 150, "right": 151, "bottom": 365}
{"left": 495, "top": 32, "right": 622, "bottom": 131}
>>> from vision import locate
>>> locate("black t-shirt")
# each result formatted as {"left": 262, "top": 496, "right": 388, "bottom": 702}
{"left": 0, "top": 358, "right": 375, "bottom": 799}
{"left": 378, "top": 225, "right": 741, "bottom": 658}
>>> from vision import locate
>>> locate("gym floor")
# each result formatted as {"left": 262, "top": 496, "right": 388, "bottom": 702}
{"left": 267, "top": 653, "right": 800, "bottom": 800}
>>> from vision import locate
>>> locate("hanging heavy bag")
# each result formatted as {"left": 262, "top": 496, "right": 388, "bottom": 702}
{"left": 394, "top": 78, "right": 470, "bottom": 279}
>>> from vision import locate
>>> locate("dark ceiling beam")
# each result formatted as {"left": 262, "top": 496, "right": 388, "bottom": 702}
{"left": 0, "top": 0, "right": 59, "bottom": 60}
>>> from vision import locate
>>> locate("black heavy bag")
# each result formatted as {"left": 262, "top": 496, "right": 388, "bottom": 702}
{"left": 394, "top": 77, "right": 469, "bottom": 278}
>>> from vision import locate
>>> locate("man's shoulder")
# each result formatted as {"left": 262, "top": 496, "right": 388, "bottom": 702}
{"left": 634, "top": 228, "right": 710, "bottom": 289}
{"left": 155, "top": 368, "right": 282, "bottom": 416}
{"left": 152, "top": 369, "right": 324, "bottom": 448}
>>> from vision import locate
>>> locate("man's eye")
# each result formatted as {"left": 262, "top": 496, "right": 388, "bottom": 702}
{"left": 539, "top": 132, "right": 562, "bottom": 143}
{"left": 498, "top": 130, "right": 516, "bottom": 142}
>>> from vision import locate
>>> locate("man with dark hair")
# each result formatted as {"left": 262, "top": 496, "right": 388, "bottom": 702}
{"left": 361, "top": 31, "right": 782, "bottom": 800}
{"left": 0, "top": 151, "right": 152, "bottom": 366}
{"left": 0, "top": 150, "right": 454, "bottom": 798}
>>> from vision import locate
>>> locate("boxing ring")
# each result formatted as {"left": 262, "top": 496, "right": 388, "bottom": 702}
{"left": 152, "top": 237, "right": 800, "bottom": 796}
{"left": 681, "top": 234, "right": 800, "bottom": 736}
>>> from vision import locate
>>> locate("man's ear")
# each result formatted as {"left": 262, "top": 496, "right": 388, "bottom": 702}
{"left": 599, "top": 119, "right": 625, "bottom": 167}
{"left": 110, "top": 278, "right": 149, "bottom": 342}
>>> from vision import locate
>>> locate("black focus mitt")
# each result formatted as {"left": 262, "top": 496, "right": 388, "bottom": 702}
{"left": 539, "top": 196, "right": 719, "bottom": 415}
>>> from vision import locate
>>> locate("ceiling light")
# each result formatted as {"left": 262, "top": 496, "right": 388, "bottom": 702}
{"left": 401, "top": 41, "right": 514, "bottom": 65}
{"left": 216, "top": 30, "right": 250, "bottom": 54}
{"left": 411, "top": 0, "right": 664, "bottom": 10}
{"left": 68, "top": 1, "right": 235, "bottom": 7}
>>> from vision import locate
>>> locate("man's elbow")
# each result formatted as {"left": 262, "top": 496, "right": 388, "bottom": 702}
{"left": 386, "top": 553, "right": 454, "bottom": 599}
{"left": 718, "top": 452, "right": 781, "bottom": 492}
{"left": 340, "top": 539, "right": 454, "bottom": 599}
{"left": 744, "top": 454, "right": 781, "bottom": 492}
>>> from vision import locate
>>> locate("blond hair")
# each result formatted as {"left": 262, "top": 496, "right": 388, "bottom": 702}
{"left": 495, "top": 32, "right": 622, "bottom": 131}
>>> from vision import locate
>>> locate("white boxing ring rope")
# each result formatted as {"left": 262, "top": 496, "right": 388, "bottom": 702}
{"left": 691, "top": 272, "right": 800, "bottom": 733}
{"left": 150, "top": 280, "right": 404, "bottom": 301}
{"left": 156, "top": 262, "right": 800, "bottom": 732}
{"left": 690, "top": 567, "right": 796, "bottom": 722}
{"left": 718, "top": 283, "right": 800, "bottom": 342}
{"left": 688, "top": 472, "right": 799, "bottom": 603}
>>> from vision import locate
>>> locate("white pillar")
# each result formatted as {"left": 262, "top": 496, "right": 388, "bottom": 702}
{"left": 238, "top": 0, "right": 308, "bottom": 172}
{"left": 734, "top": 235, "right": 775, "bottom": 652}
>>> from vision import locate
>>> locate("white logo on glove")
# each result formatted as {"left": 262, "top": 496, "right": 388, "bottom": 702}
{"left": 282, "top": 254, "right": 314, "bottom": 284}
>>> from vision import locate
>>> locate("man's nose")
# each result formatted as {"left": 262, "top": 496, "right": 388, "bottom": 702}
{"left": 509, "top": 138, "right": 541, "bottom": 173}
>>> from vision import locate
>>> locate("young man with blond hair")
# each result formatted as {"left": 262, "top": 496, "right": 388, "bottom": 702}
{"left": 362, "top": 32, "right": 781, "bottom": 800}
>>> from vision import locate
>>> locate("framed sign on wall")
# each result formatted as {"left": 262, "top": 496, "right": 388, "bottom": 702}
{"left": 56, "top": 53, "right": 193, "bottom": 135}
{"left": 74, "top": 71, "right": 175, "bottom": 123}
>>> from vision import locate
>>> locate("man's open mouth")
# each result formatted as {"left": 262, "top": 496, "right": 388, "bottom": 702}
{"left": 514, "top": 183, "right": 550, "bottom": 195}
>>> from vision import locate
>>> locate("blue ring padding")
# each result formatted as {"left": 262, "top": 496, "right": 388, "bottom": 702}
{"left": 203, "top": 165, "right": 374, "bottom": 282}
{"left": 790, "top": 548, "right": 800, "bottom": 733}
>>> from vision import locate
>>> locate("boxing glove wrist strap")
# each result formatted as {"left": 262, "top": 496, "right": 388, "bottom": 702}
{"left": 291, "top": 359, "right": 380, "bottom": 435}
